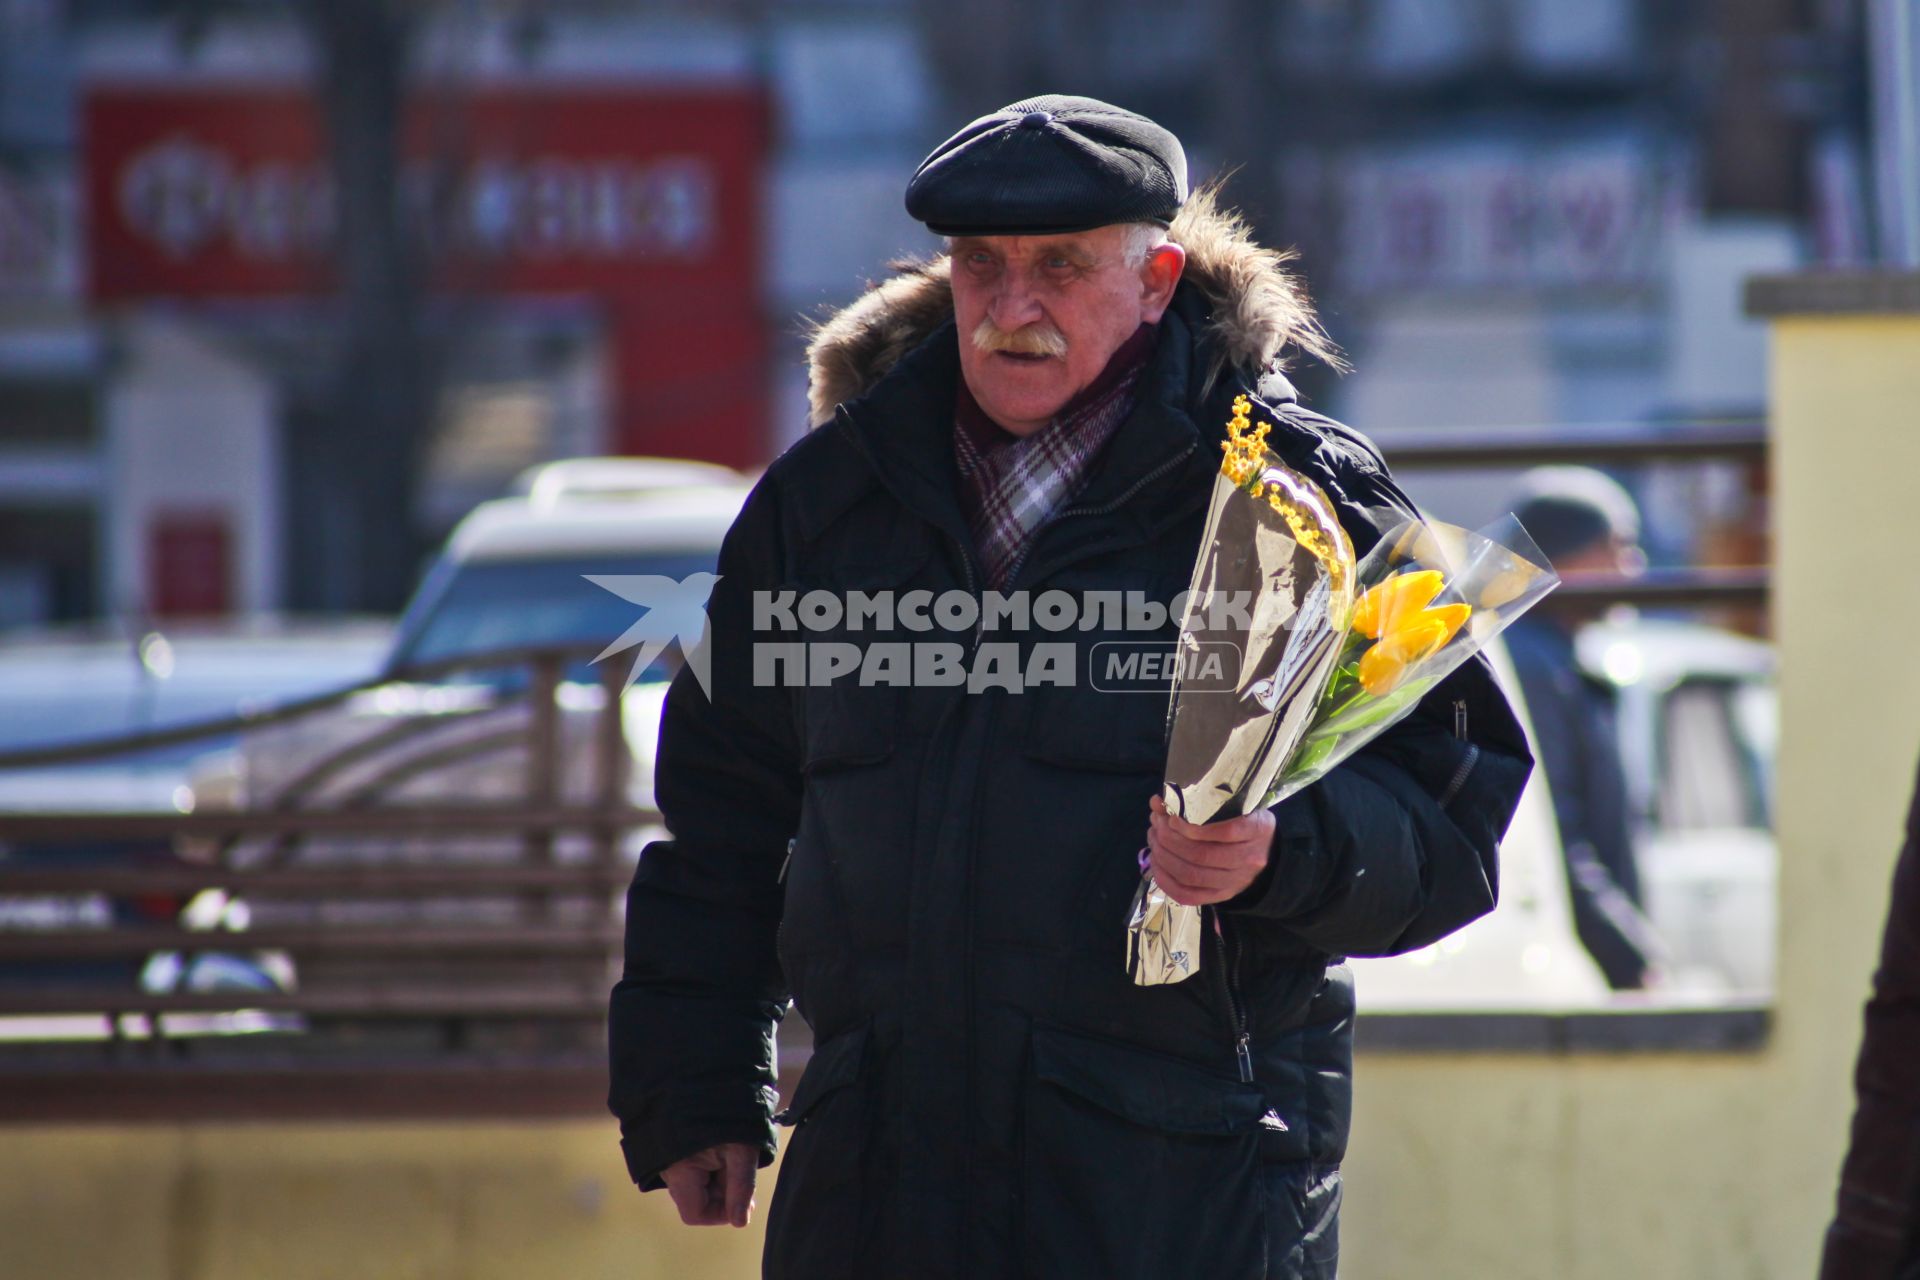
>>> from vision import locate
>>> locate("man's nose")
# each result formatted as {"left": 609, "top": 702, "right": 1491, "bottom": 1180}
{"left": 987, "top": 269, "right": 1044, "bottom": 330}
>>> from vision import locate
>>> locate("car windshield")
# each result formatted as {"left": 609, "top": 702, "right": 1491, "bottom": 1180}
{"left": 1657, "top": 675, "right": 1775, "bottom": 830}
{"left": 391, "top": 552, "right": 719, "bottom": 673}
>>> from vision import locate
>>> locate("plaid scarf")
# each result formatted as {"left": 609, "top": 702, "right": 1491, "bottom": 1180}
{"left": 954, "top": 325, "right": 1156, "bottom": 590}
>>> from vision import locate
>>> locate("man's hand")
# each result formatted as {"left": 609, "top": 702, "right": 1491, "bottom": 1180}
{"left": 1147, "top": 794, "right": 1274, "bottom": 906}
{"left": 661, "top": 1142, "right": 759, "bottom": 1228}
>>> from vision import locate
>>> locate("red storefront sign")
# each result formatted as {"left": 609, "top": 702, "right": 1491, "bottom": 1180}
{"left": 85, "top": 85, "right": 770, "bottom": 465}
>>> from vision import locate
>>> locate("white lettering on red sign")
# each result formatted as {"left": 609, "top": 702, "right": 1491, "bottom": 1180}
{"left": 116, "top": 134, "right": 716, "bottom": 265}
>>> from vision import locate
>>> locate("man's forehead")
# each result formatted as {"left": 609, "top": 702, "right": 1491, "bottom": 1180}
{"left": 950, "top": 227, "right": 1124, "bottom": 258}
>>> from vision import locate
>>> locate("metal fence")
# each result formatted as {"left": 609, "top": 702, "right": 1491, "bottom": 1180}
{"left": 1375, "top": 419, "right": 1769, "bottom": 611}
{"left": 0, "top": 421, "right": 1770, "bottom": 1118}
{"left": 0, "top": 644, "right": 642, "bottom": 1120}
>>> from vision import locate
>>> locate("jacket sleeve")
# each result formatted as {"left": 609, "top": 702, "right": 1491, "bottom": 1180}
{"left": 1819, "top": 756, "right": 1920, "bottom": 1280}
{"left": 607, "top": 481, "right": 802, "bottom": 1190}
{"left": 1224, "top": 656, "right": 1533, "bottom": 958}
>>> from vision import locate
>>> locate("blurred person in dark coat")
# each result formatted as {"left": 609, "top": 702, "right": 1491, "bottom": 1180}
{"left": 1820, "top": 757, "right": 1920, "bottom": 1279}
{"left": 1505, "top": 468, "right": 1664, "bottom": 990}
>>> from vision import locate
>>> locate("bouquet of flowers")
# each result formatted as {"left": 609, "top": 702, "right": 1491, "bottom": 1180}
{"left": 1124, "top": 397, "right": 1558, "bottom": 986}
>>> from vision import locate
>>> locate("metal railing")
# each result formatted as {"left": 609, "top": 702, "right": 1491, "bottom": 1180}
{"left": 0, "top": 643, "right": 645, "bottom": 1120}
{"left": 0, "top": 422, "right": 1770, "bottom": 1117}
{"left": 1373, "top": 420, "right": 1770, "bottom": 611}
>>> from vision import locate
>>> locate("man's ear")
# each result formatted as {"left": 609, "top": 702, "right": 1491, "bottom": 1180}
{"left": 1140, "top": 243, "right": 1186, "bottom": 323}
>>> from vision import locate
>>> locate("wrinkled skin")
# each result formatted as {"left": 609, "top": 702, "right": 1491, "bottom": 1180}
{"left": 948, "top": 225, "right": 1185, "bottom": 436}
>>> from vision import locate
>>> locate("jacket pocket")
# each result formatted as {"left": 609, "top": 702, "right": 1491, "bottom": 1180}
{"left": 764, "top": 1023, "right": 871, "bottom": 1279}
{"left": 1262, "top": 1163, "right": 1342, "bottom": 1280}
{"left": 783, "top": 549, "right": 926, "bottom": 774}
{"left": 1022, "top": 1022, "right": 1267, "bottom": 1279}
{"left": 797, "top": 678, "right": 896, "bottom": 774}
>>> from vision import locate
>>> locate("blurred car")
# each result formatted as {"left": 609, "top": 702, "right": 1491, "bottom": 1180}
{"left": 509, "top": 456, "right": 747, "bottom": 507}
{"left": 384, "top": 478, "right": 746, "bottom": 683}
{"left": 0, "top": 459, "right": 746, "bottom": 1041}
{"left": 0, "top": 619, "right": 389, "bottom": 1039}
{"left": 180, "top": 465, "right": 749, "bottom": 1023}
{"left": 0, "top": 616, "right": 392, "bottom": 808}
{"left": 1581, "top": 615, "right": 1776, "bottom": 998}
{"left": 196, "top": 462, "right": 748, "bottom": 827}
{"left": 1350, "top": 614, "right": 1778, "bottom": 1010}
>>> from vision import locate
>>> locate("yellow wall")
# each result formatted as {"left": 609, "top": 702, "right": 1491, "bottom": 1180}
{"left": 8, "top": 313, "right": 1920, "bottom": 1280}
{"left": 1337, "top": 312, "right": 1920, "bottom": 1279}
{"left": 4, "top": 1122, "right": 772, "bottom": 1280}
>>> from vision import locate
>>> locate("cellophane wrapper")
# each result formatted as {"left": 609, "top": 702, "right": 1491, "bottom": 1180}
{"left": 1125, "top": 445, "right": 1356, "bottom": 986}
{"left": 1257, "top": 513, "right": 1558, "bottom": 808}
{"left": 1125, "top": 464, "right": 1559, "bottom": 986}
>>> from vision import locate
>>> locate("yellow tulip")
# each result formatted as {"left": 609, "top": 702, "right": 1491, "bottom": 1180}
{"left": 1351, "top": 569, "right": 1445, "bottom": 639}
{"left": 1356, "top": 602, "right": 1473, "bottom": 696}
{"left": 1358, "top": 617, "right": 1447, "bottom": 695}
{"left": 1420, "top": 602, "right": 1472, "bottom": 647}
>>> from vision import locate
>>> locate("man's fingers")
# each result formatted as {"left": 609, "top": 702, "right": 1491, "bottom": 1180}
{"left": 1150, "top": 857, "right": 1199, "bottom": 903}
{"left": 663, "top": 1163, "right": 721, "bottom": 1226}
{"left": 1149, "top": 842, "right": 1232, "bottom": 903}
{"left": 1151, "top": 809, "right": 1273, "bottom": 860}
{"left": 1151, "top": 818, "right": 1268, "bottom": 871}
{"left": 721, "top": 1144, "right": 758, "bottom": 1228}
{"left": 660, "top": 1145, "right": 757, "bottom": 1227}
{"left": 1152, "top": 840, "right": 1239, "bottom": 890}
{"left": 1153, "top": 860, "right": 1224, "bottom": 906}
{"left": 1164, "top": 808, "right": 1274, "bottom": 844}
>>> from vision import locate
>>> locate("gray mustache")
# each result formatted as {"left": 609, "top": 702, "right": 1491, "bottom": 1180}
{"left": 971, "top": 317, "right": 1068, "bottom": 358}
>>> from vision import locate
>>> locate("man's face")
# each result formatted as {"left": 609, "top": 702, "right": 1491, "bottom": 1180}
{"left": 948, "top": 225, "right": 1185, "bottom": 437}
{"left": 1551, "top": 533, "right": 1646, "bottom": 626}
{"left": 1555, "top": 534, "right": 1646, "bottom": 581}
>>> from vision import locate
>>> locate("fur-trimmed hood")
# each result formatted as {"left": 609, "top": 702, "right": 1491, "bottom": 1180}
{"left": 803, "top": 186, "right": 1340, "bottom": 428}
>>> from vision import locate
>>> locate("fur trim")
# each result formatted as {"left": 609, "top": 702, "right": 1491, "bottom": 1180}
{"left": 803, "top": 184, "right": 1341, "bottom": 428}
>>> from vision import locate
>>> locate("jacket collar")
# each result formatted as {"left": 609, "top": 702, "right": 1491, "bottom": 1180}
{"left": 834, "top": 283, "right": 1236, "bottom": 579}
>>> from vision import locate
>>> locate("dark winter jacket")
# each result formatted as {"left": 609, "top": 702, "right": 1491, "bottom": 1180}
{"left": 1820, "top": 754, "right": 1920, "bottom": 1280}
{"left": 608, "top": 194, "right": 1534, "bottom": 1280}
{"left": 1506, "top": 616, "right": 1657, "bottom": 989}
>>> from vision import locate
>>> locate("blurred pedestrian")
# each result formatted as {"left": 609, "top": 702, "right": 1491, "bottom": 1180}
{"left": 608, "top": 95, "right": 1532, "bottom": 1279}
{"left": 1506, "top": 466, "right": 1664, "bottom": 990}
{"left": 1819, "top": 755, "right": 1920, "bottom": 1279}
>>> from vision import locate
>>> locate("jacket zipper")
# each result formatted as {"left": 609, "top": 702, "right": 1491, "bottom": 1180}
{"left": 1211, "top": 907, "right": 1254, "bottom": 1083}
{"left": 949, "top": 530, "right": 983, "bottom": 650}
{"left": 942, "top": 522, "right": 987, "bottom": 1278}
{"left": 774, "top": 837, "right": 795, "bottom": 991}
{"left": 1438, "top": 698, "right": 1479, "bottom": 810}
{"left": 1058, "top": 437, "right": 1236, "bottom": 1079}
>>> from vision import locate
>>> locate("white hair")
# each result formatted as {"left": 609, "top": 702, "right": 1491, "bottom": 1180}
{"left": 1120, "top": 222, "right": 1169, "bottom": 269}
{"left": 942, "top": 221, "right": 1172, "bottom": 271}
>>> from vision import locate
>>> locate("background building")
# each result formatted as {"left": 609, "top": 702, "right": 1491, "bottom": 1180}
{"left": 0, "top": 0, "right": 1876, "bottom": 623}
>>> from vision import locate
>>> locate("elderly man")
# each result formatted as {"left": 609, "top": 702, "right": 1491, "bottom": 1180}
{"left": 608, "top": 96, "right": 1531, "bottom": 1279}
